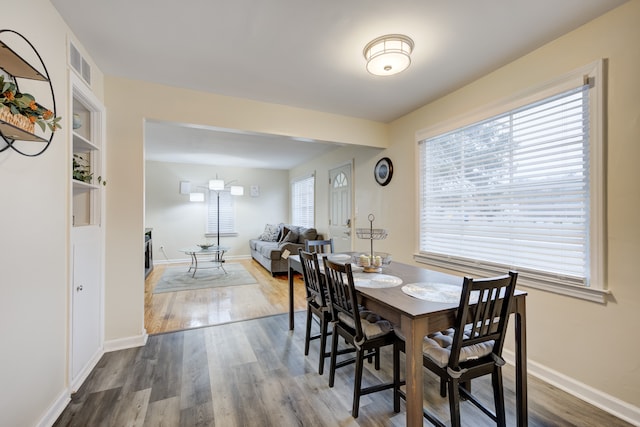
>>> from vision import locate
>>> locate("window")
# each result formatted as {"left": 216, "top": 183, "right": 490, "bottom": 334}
{"left": 416, "top": 61, "right": 606, "bottom": 302}
{"left": 206, "top": 189, "right": 237, "bottom": 236}
{"left": 291, "top": 174, "right": 315, "bottom": 228}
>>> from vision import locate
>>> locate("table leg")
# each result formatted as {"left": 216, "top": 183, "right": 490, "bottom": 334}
{"left": 187, "top": 253, "right": 195, "bottom": 273}
{"left": 401, "top": 315, "right": 429, "bottom": 427}
{"left": 186, "top": 253, "right": 198, "bottom": 277}
{"left": 514, "top": 296, "right": 528, "bottom": 426}
{"left": 192, "top": 253, "right": 199, "bottom": 278}
{"left": 288, "top": 266, "right": 295, "bottom": 330}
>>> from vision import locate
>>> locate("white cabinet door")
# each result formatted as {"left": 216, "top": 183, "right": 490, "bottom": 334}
{"left": 71, "top": 225, "right": 102, "bottom": 385}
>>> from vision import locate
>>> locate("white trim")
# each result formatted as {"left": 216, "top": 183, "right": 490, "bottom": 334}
{"left": 68, "top": 70, "right": 107, "bottom": 393}
{"left": 103, "top": 332, "right": 148, "bottom": 353}
{"left": 70, "top": 346, "right": 103, "bottom": 392}
{"left": 503, "top": 350, "right": 640, "bottom": 426}
{"left": 415, "top": 59, "right": 607, "bottom": 294}
{"left": 587, "top": 59, "right": 607, "bottom": 293}
{"left": 36, "top": 389, "right": 70, "bottom": 427}
{"left": 204, "top": 232, "right": 239, "bottom": 238}
{"left": 290, "top": 171, "right": 316, "bottom": 228}
{"left": 414, "top": 253, "right": 610, "bottom": 303}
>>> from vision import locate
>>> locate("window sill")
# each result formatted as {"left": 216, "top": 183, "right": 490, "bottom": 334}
{"left": 413, "top": 253, "right": 610, "bottom": 304}
{"left": 204, "top": 232, "right": 239, "bottom": 238}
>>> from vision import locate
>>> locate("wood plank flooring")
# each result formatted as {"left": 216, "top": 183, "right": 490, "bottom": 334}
{"left": 54, "top": 311, "right": 633, "bottom": 427}
{"left": 145, "top": 259, "right": 307, "bottom": 334}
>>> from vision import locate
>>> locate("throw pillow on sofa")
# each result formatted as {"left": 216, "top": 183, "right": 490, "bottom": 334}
{"left": 297, "top": 227, "right": 318, "bottom": 244}
{"left": 279, "top": 226, "right": 299, "bottom": 243}
{"left": 259, "top": 224, "right": 281, "bottom": 242}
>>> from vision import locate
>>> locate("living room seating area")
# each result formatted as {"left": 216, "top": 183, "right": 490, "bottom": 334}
{"left": 249, "top": 223, "right": 320, "bottom": 274}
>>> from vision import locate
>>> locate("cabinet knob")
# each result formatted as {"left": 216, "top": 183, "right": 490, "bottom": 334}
{"left": 76, "top": 285, "right": 84, "bottom": 292}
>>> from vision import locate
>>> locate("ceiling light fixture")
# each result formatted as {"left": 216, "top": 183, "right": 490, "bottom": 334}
{"left": 209, "top": 179, "right": 225, "bottom": 191}
{"left": 189, "top": 192, "right": 204, "bottom": 202}
{"left": 363, "top": 34, "right": 414, "bottom": 76}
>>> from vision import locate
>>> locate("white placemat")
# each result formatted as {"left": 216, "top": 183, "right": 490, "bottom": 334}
{"left": 353, "top": 273, "right": 403, "bottom": 288}
{"left": 401, "top": 282, "right": 478, "bottom": 303}
{"left": 326, "top": 254, "right": 352, "bottom": 262}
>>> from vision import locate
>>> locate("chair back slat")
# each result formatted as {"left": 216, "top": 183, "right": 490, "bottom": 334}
{"left": 322, "top": 257, "right": 363, "bottom": 342}
{"left": 449, "top": 271, "right": 518, "bottom": 369}
{"left": 298, "top": 249, "right": 327, "bottom": 308}
{"left": 306, "top": 239, "right": 334, "bottom": 254}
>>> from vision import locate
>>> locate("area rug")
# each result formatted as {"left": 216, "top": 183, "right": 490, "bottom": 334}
{"left": 153, "top": 263, "right": 258, "bottom": 293}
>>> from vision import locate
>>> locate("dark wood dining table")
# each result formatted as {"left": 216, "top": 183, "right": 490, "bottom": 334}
{"left": 288, "top": 254, "right": 528, "bottom": 427}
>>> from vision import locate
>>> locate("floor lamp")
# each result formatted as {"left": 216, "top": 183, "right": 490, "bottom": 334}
{"left": 208, "top": 178, "right": 244, "bottom": 250}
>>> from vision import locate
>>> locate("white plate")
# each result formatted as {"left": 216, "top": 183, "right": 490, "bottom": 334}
{"left": 353, "top": 273, "right": 402, "bottom": 288}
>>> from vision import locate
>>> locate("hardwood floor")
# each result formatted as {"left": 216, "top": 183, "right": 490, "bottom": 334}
{"left": 54, "top": 259, "right": 633, "bottom": 426}
{"left": 54, "top": 311, "right": 633, "bottom": 427}
{"left": 145, "top": 259, "right": 307, "bottom": 334}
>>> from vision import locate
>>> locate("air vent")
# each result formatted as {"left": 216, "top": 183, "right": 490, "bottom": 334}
{"left": 69, "top": 42, "right": 91, "bottom": 85}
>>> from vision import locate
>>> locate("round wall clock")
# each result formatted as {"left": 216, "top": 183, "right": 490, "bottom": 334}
{"left": 374, "top": 157, "right": 393, "bottom": 186}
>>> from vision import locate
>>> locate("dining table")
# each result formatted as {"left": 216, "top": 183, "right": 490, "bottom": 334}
{"left": 288, "top": 253, "right": 528, "bottom": 427}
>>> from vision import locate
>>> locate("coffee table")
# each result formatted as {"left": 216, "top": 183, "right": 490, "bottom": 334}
{"left": 179, "top": 246, "right": 230, "bottom": 278}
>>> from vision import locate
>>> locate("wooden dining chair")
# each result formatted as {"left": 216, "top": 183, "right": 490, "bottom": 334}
{"left": 403, "top": 271, "right": 518, "bottom": 427}
{"left": 298, "top": 249, "right": 333, "bottom": 375}
{"left": 305, "top": 238, "right": 334, "bottom": 254}
{"left": 322, "top": 257, "right": 402, "bottom": 418}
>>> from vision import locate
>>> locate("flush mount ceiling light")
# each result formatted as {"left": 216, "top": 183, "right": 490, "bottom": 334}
{"left": 363, "top": 34, "right": 414, "bottom": 76}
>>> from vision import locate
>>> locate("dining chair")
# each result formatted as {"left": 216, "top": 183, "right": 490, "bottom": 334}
{"left": 305, "top": 238, "right": 334, "bottom": 254}
{"left": 400, "top": 271, "right": 518, "bottom": 427}
{"left": 298, "top": 249, "right": 333, "bottom": 375}
{"left": 322, "top": 257, "right": 402, "bottom": 418}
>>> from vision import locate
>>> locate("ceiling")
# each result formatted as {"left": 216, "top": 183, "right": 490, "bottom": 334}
{"left": 51, "top": 0, "right": 626, "bottom": 169}
{"left": 144, "top": 120, "right": 344, "bottom": 170}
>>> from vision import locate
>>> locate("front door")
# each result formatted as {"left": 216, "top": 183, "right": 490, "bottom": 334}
{"left": 328, "top": 162, "right": 353, "bottom": 252}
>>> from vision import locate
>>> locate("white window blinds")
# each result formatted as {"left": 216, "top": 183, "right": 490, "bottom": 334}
{"left": 207, "top": 190, "right": 235, "bottom": 235}
{"left": 291, "top": 174, "right": 315, "bottom": 228}
{"left": 419, "top": 84, "right": 591, "bottom": 286}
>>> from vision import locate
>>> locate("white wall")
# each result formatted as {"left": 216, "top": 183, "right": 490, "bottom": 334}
{"left": 1, "top": 2, "right": 104, "bottom": 426}
{"left": 145, "top": 161, "right": 289, "bottom": 260}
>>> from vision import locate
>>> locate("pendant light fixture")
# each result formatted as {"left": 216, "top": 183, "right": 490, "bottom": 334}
{"left": 363, "top": 34, "right": 414, "bottom": 76}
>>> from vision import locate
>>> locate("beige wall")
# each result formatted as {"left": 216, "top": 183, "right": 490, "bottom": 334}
{"left": 104, "top": 77, "right": 389, "bottom": 343}
{"left": 3, "top": 1, "right": 639, "bottom": 426}
{"left": 386, "top": 0, "right": 640, "bottom": 412}
{"left": 145, "top": 160, "right": 289, "bottom": 260}
{"left": 289, "top": 0, "right": 640, "bottom": 417}
{"left": 1, "top": 1, "right": 105, "bottom": 426}
{"left": 289, "top": 144, "right": 394, "bottom": 251}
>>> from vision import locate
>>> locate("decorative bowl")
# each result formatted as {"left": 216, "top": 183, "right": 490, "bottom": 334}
{"left": 198, "top": 244, "right": 214, "bottom": 249}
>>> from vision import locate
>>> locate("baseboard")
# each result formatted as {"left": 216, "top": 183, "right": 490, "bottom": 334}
{"left": 36, "top": 334, "right": 147, "bottom": 427}
{"left": 36, "top": 389, "right": 70, "bottom": 427}
{"left": 103, "top": 330, "right": 148, "bottom": 353}
{"left": 70, "top": 347, "right": 104, "bottom": 392}
{"left": 503, "top": 349, "right": 640, "bottom": 426}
